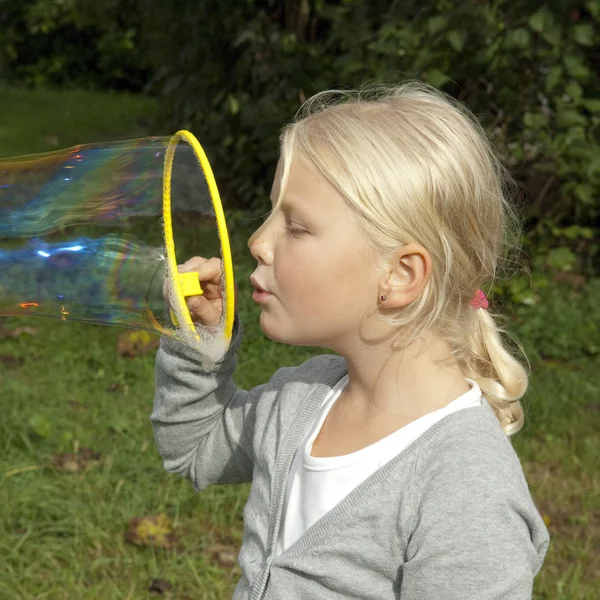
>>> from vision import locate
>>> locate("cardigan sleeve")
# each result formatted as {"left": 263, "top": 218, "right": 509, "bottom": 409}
{"left": 151, "top": 318, "right": 264, "bottom": 489}
{"left": 399, "top": 426, "right": 550, "bottom": 599}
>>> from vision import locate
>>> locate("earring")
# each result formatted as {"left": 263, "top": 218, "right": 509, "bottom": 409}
{"left": 380, "top": 294, "right": 387, "bottom": 303}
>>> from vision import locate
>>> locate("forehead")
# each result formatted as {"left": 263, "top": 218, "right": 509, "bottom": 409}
{"left": 270, "top": 154, "right": 346, "bottom": 217}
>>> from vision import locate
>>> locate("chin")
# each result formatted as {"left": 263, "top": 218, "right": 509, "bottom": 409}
{"left": 259, "top": 316, "right": 319, "bottom": 347}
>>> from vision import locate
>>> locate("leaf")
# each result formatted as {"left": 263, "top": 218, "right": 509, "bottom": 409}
{"left": 524, "top": 111, "right": 548, "bottom": 129}
{"left": 574, "top": 184, "right": 595, "bottom": 205}
{"left": 586, "top": 154, "right": 600, "bottom": 177}
{"left": 588, "top": 0, "right": 600, "bottom": 19}
{"left": 0, "top": 354, "right": 24, "bottom": 367}
{"left": 116, "top": 330, "right": 159, "bottom": 357}
{"left": 528, "top": 6, "right": 553, "bottom": 33}
{"left": 565, "top": 81, "right": 583, "bottom": 102}
{"left": 546, "top": 247, "right": 576, "bottom": 271}
{"left": 556, "top": 109, "right": 587, "bottom": 128}
{"left": 545, "top": 65, "right": 563, "bottom": 93}
{"left": 582, "top": 98, "right": 600, "bottom": 113}
{"left": 541, "top": 23, "right": 562, "bottom": 46}
{"left": 148, "top": 579, "right": 173, "bottom": 595}
{"left": 125, "top": 514, "right": 177, "bottom": 550}
{"left": 563, "top": 54, "right": 590, "bottom": 80}
{"left": 0, "top": 326, "right": 37, "bottom": 339}
{"left": 426, "top": 68, "right": 450, "bottom": 88}
{"left": 50, "top": 448, "right": 101, "bottom": 473}
{"left": 206, "top": 543, "right": 238, "bottom": 569}
{"left": 574, "top": 24, "right": 594, "bottom": 46}
{"left": 233, "top": 30, "right": 256, "bottom": 48}
{"left": 227, "top": 94, "right": 240, "bottom": 116}
{"left": 560, "top": 225, "right": 593, "bottom": 240}
{"left": 508, "top": 28, "right": 531, "bottom": 49}
{"left": 446, "top": 30, "right": 467, "bottom": 52}
{"left": 106, "top": 382, "right": 129, "bottom": 394}
{"left": 427, "top": 15, "right": 447, "bottom": 36}
{"left": 29, "top": 414, "right": 51, "bottom": 438}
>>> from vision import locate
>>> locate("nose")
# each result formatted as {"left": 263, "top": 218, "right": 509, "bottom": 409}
{"left": 248, "top": 224, "right": 274, "bottom": 265}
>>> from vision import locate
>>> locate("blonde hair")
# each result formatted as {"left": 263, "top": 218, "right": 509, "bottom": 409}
{"left": 278, "top": 82, "right": 528, "bottom": 436}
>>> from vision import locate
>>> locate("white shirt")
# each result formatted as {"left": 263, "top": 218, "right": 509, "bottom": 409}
{"left": 277, "top": 375, "right": 483, "bottom": 554}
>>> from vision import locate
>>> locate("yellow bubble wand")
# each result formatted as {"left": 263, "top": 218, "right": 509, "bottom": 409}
{"left": 162, "top": 130, "right": 235, "bottom": 343}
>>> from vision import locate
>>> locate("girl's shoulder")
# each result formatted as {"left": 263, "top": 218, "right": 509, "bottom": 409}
{"left": 411, "top": 400, "right": 532, "bottom": 496}
{"left": 405, "top": 402, "right": 550, "bottom": 572}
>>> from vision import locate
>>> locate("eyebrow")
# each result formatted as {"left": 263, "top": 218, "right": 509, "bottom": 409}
{"left": 269, "top": 194, "right": 295, "bottom": 212}
{"left": 279, "top": 200, "right": 312, "bottom": 222}
{"left": 277, "top": 191, "right": 303, "bottom": 209}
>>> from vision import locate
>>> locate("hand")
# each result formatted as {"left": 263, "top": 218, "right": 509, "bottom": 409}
{"left": 164, "top": 257, "right": 224, "bottom": 327}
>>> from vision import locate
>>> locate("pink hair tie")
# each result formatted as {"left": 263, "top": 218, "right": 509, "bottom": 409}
{"left": 470, "top": 289, "right": 489, "bottom": 310}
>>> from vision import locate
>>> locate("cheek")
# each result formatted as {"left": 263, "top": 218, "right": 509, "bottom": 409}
{"left": 279, "top": 242, "right": 374, "bottom": 311}
{"left": 276, "top": 257, "right": 315, "bottom": 309}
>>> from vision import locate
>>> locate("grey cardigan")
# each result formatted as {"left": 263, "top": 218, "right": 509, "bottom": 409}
{"left": 152, "top": 329, "right": 549, "bottom": 600}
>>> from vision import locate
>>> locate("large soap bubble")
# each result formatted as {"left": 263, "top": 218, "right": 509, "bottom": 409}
{"left": 0, "top": 131, "right": 235, "bottom": 366}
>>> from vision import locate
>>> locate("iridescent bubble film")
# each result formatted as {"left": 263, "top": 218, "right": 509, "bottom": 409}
{"left": 0, "top": 136, "right": 226, "bottom": 352}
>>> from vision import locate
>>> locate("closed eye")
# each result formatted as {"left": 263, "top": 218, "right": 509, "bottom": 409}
{"left": 285, "top": 227, "right": 308, "bottom": 237}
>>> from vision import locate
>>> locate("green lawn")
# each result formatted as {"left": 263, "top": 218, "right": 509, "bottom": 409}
{"left": 1, "top": 87, "right": 599, "bottom": 599}
{"left": 0, "top": 86, "right": 159, "bottom": 158}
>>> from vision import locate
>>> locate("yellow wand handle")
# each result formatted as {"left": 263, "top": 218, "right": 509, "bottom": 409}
{"left": 169, "top": 272, "right": 203, "bottom": 327}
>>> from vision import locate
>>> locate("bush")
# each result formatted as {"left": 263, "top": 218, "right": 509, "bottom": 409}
{"left": 142, "top": 0, "right": 600, "bottom": 270}
{"left": 0, "top": 0, "right": 149, "bottom": 90}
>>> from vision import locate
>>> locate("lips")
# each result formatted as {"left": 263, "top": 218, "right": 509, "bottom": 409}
{"left": 250, "top": 274, "right": 273, "bottom": 304}
{"left": 250, "top": 275, "right": 269, "bottom": 294}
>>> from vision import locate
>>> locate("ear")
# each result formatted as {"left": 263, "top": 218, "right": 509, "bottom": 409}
{"left": 379, "top": 243, "right": 432, "bottom": 308}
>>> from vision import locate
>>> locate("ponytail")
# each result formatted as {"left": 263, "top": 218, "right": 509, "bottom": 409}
{"left": 460, "top": 308, "right": 528, "bottom": 436}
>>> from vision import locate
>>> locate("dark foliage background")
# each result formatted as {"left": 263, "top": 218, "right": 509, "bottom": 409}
{"left": 1, "top": 0, "right": 599, "bottom": 273}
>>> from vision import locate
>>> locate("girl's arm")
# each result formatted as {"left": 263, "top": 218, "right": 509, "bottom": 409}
{"left": 151, "top": 321, "right": 264, "bottom": 490}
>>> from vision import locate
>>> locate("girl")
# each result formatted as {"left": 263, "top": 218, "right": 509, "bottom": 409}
{"left": 153, "top": 82, "right": 549, "bottom": 599}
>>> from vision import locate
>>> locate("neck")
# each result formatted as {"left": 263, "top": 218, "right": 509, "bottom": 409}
{"left": 333, "top": 330, "right": 470, "bottom": 421}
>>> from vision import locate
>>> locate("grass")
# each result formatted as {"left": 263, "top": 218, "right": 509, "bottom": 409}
{"left": 1, "top": 86, "right": 599, "bottom": 599}
{"left": 0, "top": 86, "right": 159, "bottom": 158}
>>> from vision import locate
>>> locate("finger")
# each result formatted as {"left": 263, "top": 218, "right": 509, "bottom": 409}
{"left": 201, "top": 279, "right": 223, "bottom": 293}
{"left": 186, "top": 295, "right": 222, "bottom": 327}
{"left": 194, "top": 257, "right": 222, "bottom": 283}
{"left": 179, "top": 256, "right": 208, "bottom": 272}
{"left": 178, "top": 257, "right": 222, "bottom": 284}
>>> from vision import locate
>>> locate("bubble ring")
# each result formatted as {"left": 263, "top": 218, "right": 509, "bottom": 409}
{"left": 163, "top": 130, "right": 235, "bottom": 343}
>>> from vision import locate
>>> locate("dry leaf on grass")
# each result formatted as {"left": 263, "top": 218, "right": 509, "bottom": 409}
{"left": 0, "top": 325, "right": 37, "bottom": 339}
{"left": 50, "top": 448, "right": 101, "bottom": 473}
{"left": 148, "top": 578, "right": 173, "bottom": 595}
{"left": 106, "top": 382, "right": 129, "bottom": 394}
{"left": 125, "top": 513, "right": 177, "bottom": 550}
{"left": 206, "top": 543, "right": 238, "bottom": 569}
{"left": 116, "top": 330, "right": 159, "bottom": 357}
{"left": 0, "top": 354, "right": 24, "bottom": 367}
